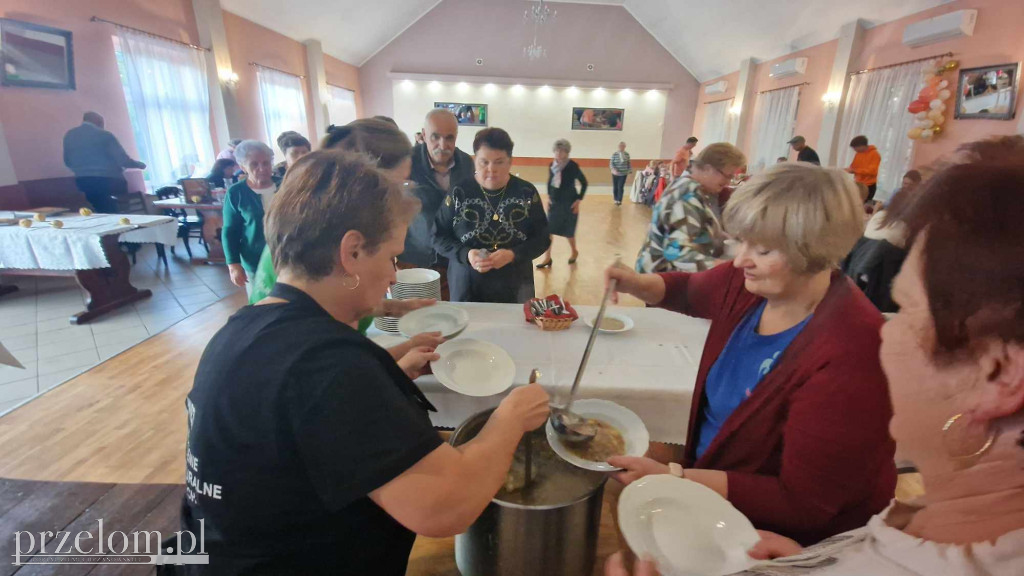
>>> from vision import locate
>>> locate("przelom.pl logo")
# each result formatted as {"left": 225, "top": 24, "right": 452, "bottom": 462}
{"left": 12, "top": 519, "right": 208, "bottom": 566}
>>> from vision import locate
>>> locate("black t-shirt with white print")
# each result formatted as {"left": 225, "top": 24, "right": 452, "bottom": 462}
{"left": 180, "top": 282, "right": 441, "bottom": 575}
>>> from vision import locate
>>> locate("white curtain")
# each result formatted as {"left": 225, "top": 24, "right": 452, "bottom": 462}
{"left": 257, "top": 67, "right": 308, "bottom": 152}
{"left": 113, "top": 28, "right": 214, "bottom": 186}
{"left": 838, "top": 61, "right": 928, "bottom": 200}
{"left": 750, "top": 86, "right": 800, "bottom": 172}
{"left": 327, "top": 85, "right": 358, "bottom": 128}
{"left": 701, "top": 99, "right": 735, "bottom": 145}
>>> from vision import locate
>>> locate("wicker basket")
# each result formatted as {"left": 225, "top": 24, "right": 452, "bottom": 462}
{"left": 533, "top": 317, "right": 574, "bottom": 331}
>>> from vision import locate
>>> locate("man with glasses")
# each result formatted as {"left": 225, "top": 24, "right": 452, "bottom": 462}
{"left": 635, "top": 143, "right": 747, "bottom": 274}
{"left": 401, "top": 109, "right": 474, "bottom": 300}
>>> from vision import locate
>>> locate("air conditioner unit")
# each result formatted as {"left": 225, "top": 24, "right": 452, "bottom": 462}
{"left": 704, "top": 80, "right": 728, "bottom": 95}
{"left": 903, "top": 9, "right": 977, "bottom": 48}
{"left": 770, "top": 58, "right": 808, "bottom": 79}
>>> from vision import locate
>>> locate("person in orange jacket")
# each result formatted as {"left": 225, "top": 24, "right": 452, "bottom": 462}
{"left": 845, "top": 135, "right": 881, "bottom": 202}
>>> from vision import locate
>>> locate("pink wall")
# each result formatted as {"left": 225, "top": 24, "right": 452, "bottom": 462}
{"left": 0, "top": 0, "right": 199, "bottom": 181}
{"left": 854, "top": 0, "right": 1024, "bottom": 169}
{"left": 692, "top": 71, "right": 740, "bottom": 146}
{"left": 742, "top": 41, "right": 838, "bottom": 159}
{"left": 325, "top": 55, "right": 363, "bottom": 119}
{"left": 691, "top": 0, "right": 1024, "bottom": 170}
{"left": 222, "top": 11, "right": 316, "bottom": 145}
{"left": 358, "top": 0, "right": 700, "bottom": 158}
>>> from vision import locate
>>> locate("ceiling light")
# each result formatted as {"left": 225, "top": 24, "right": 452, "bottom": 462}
{"left": 484, "top": 83, "right": 497, "bottom": 94}
{"left": 428, "top": 81, "right": 441, "bottom": 92}
{"left": 566, "top": 86, "right": 579, "bottom": 96}
{"left": 620, "top": 89, "right": 633, "bottom": 99}
{"left": 645, "top": 89, "right": 660, "bottom": 98}
{"left": 511, "top": 84, "right": 525, "bottom": 94}
{"left": 401, "top": 79, "right": 415, "bottom": 91}
{"left": 457, "top": 82, "right": 469, "bottom": 93}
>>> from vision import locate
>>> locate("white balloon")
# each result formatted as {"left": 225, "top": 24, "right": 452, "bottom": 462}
{"left": 939, "top": 89, "right": 951, "bottom": 100}
{"left": 916, "top": 111, "right": 928, "bottom": 120}
{"left": 930, "top": 99, "right": 944, "bottom": 110}
{"left": 939, "top": 80, "right": 949, "bottom": 89}
{"left": 921, "top": 129, "right": 934, "bottom": 139}
{"left": 920, "top": 119, "right": 935, "bottom": 129}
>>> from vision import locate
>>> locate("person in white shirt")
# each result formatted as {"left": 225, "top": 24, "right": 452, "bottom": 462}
{"left": 607, "top": 136, "right": 1024, "bottom": 576}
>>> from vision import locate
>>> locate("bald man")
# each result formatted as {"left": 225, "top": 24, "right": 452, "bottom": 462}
{"left": 63, "top": 112, "right": 146, "bottom": 213}
{"left": 400, "top": 109, "right": 474, "bottom": 295}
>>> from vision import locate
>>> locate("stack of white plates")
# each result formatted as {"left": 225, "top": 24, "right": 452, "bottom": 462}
{"left": 373, "top": 315, "right": 400, "bottom": 333}
{"left": 393, "top": 268, "right": 442, "bottom": 300}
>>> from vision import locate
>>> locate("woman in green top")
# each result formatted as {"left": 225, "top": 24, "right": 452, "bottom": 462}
{"left": 251, "top": 119, "right": 436, "bottom": 354}
{"left": 223, "top": 140, "right": 279, "bottom": 296}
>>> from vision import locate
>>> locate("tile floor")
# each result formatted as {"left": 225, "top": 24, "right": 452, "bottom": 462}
{"left": 0, "top": 241, "right": 243, "bottom": 415}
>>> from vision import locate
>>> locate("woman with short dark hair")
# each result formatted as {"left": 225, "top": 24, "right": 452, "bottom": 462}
{"left": 433, "top": 128, "right": 550, "bottom": 303}
{"left": 273, "top": 132, "right": 312, "bottom": 179}
{"left": 206, "top": 158, "right": 238, "bottom": 189}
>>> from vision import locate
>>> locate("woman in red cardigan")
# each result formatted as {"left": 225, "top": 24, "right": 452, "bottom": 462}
{"left": 606, "top": 162, "right": 897, "bottom": 545}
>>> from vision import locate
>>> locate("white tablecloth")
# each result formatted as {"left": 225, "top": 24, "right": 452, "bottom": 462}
{"left": 370, "top": 303, "right": 710, "bottom": 444}
{"left": 0, "top": 213, "right": 177, "bottom": 270}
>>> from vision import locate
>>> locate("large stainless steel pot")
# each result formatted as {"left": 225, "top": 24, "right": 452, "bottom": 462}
{"left": 449, "top": 409, "right": 607, "bottom": 576}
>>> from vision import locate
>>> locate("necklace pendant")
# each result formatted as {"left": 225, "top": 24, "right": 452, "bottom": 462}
{"left": 492, "top": 213, "right": 499, "bottom": 221}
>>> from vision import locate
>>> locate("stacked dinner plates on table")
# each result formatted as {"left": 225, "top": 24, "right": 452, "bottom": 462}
{"left": 374, "top": 268, "right": 443, "bottom": 333}
{"left": 392, "top": 268, "right": 442, "bottom": 300}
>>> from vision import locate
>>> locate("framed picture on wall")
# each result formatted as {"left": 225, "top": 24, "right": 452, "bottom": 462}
{"left": 571, "top": 107, "right": 624, "bottom": 131}
{"left": 954, "top": 63, "right": 1019, "bottom": 120}
{"left": 434, "top": 102, "right": 487, "bottom": 126}
{"left": 0, "top": 18, "right": 75, "bottom": 90}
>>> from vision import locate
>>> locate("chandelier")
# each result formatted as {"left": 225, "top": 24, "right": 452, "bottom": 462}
{"left": 523, "top": 0, "right": 556, "bottom": 61}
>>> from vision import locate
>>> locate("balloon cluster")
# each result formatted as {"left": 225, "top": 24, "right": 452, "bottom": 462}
{"left": 907, "top": 60, "right": 959, "bottom": 141}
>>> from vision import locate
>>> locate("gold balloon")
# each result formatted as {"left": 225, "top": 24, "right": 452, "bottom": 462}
{"left": 932, "top": 125, "right": 943, "bottom": 136}
{"left": 908, "top": 127, "right": 923, "bottom": 140}
{"left": 933, "top": 114, "right": 946, "bottom": 126}
{"left": 943, "top": 60, "right": 960, "bottom": 71}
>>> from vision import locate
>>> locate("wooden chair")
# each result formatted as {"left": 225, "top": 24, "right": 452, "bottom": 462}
{"left": 155, "top": 186, "right": 206, "bottom": 260}
{"left": 116, "top": 190, "right": 168, "bottom": 267}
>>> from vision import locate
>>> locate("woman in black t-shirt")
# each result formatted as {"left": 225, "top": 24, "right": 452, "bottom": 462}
{"left": 182, "top": 151, "right": 550, "bottom": 575}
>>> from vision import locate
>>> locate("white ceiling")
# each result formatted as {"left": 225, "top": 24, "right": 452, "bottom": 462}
{"left": 220, "top": 0, "right": 953, "bottom": 80}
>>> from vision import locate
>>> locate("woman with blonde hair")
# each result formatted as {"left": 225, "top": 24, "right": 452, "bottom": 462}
{"left": 636, "top": 143, "right": 746, "bottom": 273}
{"left": 611, "top": 136, "right": 1024, "bottom": 576}
{"left": 607, "top": 162, "right": 896, "bottom": 546}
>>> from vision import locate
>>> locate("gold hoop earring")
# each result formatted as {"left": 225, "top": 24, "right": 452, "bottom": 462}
{"left": 942, "top": 413, "right": 997, "bottom": 461}
{"left": 342, "top": 273, "right": 361, "bottom": 290}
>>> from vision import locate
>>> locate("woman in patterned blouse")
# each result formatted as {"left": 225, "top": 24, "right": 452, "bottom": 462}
{"left": 433, "top": 128, "right": 550, "bottom": 303}
{"left": 635, "top": 143, "right": 746, "bottom": 274}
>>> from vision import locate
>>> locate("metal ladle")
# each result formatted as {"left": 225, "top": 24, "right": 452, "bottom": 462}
{"left": 549, "top": 275, "right": 618, "bottom": 444}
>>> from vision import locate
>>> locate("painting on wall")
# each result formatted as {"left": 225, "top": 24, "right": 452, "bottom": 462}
{"left": 0, "top": 18, "right": 75, "bottom": 90}
{"left": 572, "top": 107, "right": 624, "bottom": 131}
{"left": 954, "top": 63, "right": 1019, "bottom": 120}
{"left": 435, "top": 102, "right": 488, "bottom": 126}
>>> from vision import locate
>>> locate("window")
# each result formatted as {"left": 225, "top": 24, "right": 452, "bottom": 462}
{"left": 749, "top": 86, "right": 800, "bottom": 172}
{"left": 838, "top": 61, "right": 928, "bottom": 199}
{"left": 701, "top": 99, "right": 734, "bottom": 145}
{"left": 112, "top": 29, "right": 214, "bottom": 186}
{"left": 256, "top": 66, "right": 308, "bottom": 153}
{"left": 327, "top": 85, "right": 357, "bottom": 128}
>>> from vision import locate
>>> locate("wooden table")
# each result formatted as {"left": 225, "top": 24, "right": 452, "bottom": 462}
{"left": 152, "top": 199, "right": 225, "bottom": 265}
{"left": 1, "top": 214, "right": 176, "bottom": 324}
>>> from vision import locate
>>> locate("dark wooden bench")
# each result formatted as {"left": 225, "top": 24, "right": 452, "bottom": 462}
{"left": 0, "top": 478, "right": 184, "bottom": 575}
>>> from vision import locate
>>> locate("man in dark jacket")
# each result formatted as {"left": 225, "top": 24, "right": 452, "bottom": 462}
{"left": 63, "top": 112, "right": 146, "bottom": 213}
{"left": 401, "top": 109, "right": 474, "bottom": 299}
{"left": 787, "top": 136, "right": 820, "bottom": 166}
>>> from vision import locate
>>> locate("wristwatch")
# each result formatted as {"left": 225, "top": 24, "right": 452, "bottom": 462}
{"left": 668, "top": 462, "right": 685, "bottom": 478}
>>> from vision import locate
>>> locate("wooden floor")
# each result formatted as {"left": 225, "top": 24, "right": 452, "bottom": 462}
{"left": 0, "top": 195, "right": 921, "bottom": 576}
